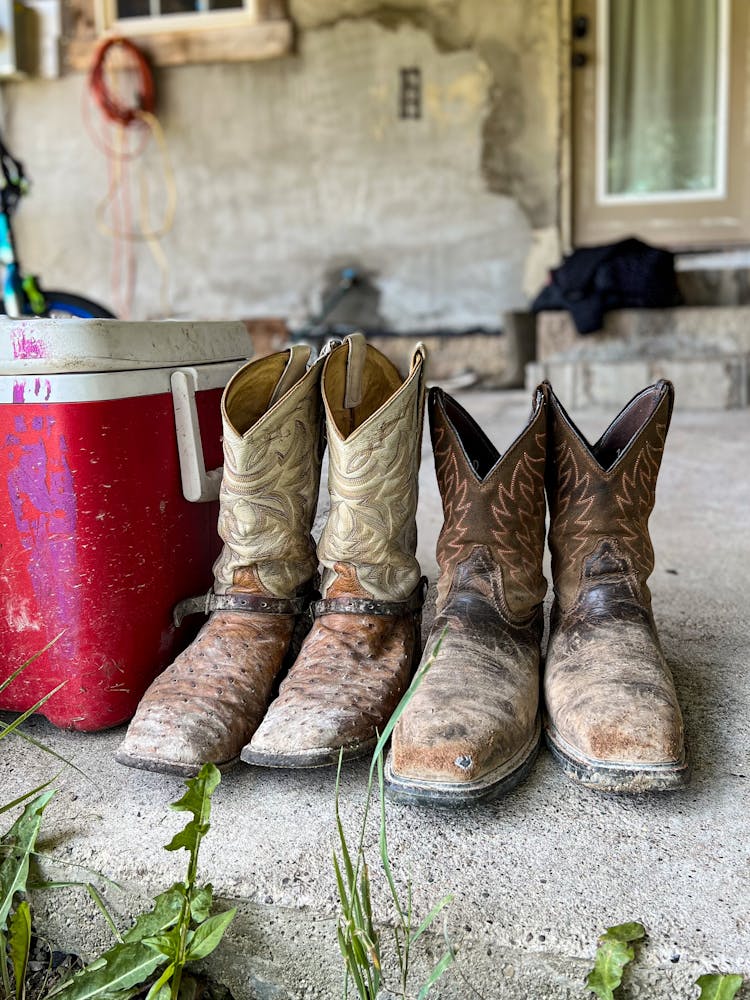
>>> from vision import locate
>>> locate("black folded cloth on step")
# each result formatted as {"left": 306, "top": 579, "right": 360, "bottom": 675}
{"left": 532, "top": 237, "right": 681, "bottom": 334}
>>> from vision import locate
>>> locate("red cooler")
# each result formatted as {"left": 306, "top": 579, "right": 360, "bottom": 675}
{"left": 0, "top": 318, "right": 251, "bottom": 730}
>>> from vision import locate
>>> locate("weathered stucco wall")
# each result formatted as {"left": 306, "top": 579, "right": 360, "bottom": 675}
{"left": 1, "top": 0, "right": 561, "bottom": 326}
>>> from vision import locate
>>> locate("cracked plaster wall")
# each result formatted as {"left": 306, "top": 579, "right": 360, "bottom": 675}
{"left": 1, "top": 0, "right": 562, "bottom": 326}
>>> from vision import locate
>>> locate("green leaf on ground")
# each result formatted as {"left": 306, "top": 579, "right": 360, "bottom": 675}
{"left": 0, "top": 791, "right": 55, "bottom": 929}
{"left": 586, "top": 921, "right": 645, "bottom": 1000}
{"left": 121, "top": 885, "right": 185, "bottom": 943}
{"left": 696, "top": 974, "right": 745, "bottom": 999}
{"left": 184, "top": 907, "right": 236, "bottom": 962}
{"left": 47, "top": 940, "right": 168, "bottom": 999}
{"left": 189, "top": 884, "right": 213, "bottom": 923}
{"left": 164, "top": 764, "right": 220, "bottom": 858}
{"left": 9, "top": 899, "right": 32, "bottom": 999}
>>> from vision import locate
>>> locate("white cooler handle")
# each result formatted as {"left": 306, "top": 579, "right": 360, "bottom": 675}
{"left": 171, "top": 368, "right": 223, "bottom": 503}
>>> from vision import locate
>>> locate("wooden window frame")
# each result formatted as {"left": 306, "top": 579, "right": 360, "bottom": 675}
{"left": 64, "top": 0, "right": 292, "bottom": 70}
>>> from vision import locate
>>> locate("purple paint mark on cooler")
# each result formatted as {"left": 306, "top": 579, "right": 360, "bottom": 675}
{"left": 11, "top": 329, "right": 47, "bottom": 360}
{"left": 32, "top": 416, "right": 43, "bottom": 431}
{"left": 34, "top": 378, "right": 41, "bottom": 395}
{"left": 45, "top": 381, "right": 52, "bottom": 401}
{"left": 14, "top": 415, "right": 25, "bottom": 432}
{"left": 13, "top": 381, "right": 25, "bottom": 403}
{"left": 4, "top": 414, "right": 80, "bottom": 657}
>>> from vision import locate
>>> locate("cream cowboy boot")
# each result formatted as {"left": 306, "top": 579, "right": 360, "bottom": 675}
{"left": 116, "top": 345, "right": 326, "bottom": 775}
{"left": 243, "top": 334, "right": 427, "bottom": 768}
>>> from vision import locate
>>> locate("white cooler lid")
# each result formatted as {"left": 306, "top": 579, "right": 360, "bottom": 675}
{"left": 0, "top": 318, "right": 254, "bottom": 374}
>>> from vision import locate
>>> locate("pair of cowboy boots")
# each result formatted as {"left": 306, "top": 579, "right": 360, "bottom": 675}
{"left": 116, "top": 334, "right": 427, "bottom": 775}
{"left": 385, "top": 380, "right": 689, "bottom": 804}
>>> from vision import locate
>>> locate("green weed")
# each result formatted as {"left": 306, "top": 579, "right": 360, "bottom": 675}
{"left": 47, "top": 763, "right": 235, "bottom": 1000}
{"left": 586, "top": 923, "right": 745, "bottom": 1000}
{"left": 334, "top": 633, "right": 453, "bottom": 1000}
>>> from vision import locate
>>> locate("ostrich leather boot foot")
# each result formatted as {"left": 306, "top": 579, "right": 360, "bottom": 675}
{"left": 385, "top": 387, "right": 548, "bottom": 805}
{"left": 116, "top": 346, "right": 326, "bottom": 776}
{"left": 243, "top": 334, "right": 427, "bottom": 768}
{"left": 544, "top": 380, "right": 689, "bottom": 793}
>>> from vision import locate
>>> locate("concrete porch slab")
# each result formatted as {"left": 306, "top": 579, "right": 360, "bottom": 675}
{"left": 2, "top": 390, "right": 749, "bottom": 1000}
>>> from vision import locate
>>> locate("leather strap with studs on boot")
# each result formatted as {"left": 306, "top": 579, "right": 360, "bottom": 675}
{"left": 242, "top": 334, "right": 427, "bottom": 768}
{"left": 116, "top": 345, "right": 327, "bottom": 776}
{"left": 385, "top": 386, "right": 548, "bottom": 804}
{"left": 543, "top": 379, "right": 689, "bottom": 793}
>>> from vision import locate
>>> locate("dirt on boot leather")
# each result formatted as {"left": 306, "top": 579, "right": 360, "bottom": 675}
{"left": 243, "top": 334, "right": 427, "bottom": 768}
{"left": 544, "top": 379, "right": 689, "bottom": 793}
{"left": 385, "top": 385, "right": 548, "bottom": 805}
{"left": 116, "top": 346, "right": 326, "bottom": 776}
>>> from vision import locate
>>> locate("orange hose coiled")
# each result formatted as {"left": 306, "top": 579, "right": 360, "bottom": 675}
{"left": 88, "top": 37, "right": 156, "bottom": 126}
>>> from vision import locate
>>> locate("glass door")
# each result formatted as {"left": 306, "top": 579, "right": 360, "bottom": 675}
{"left": 572, "top": 0, "right": 750, "bottom": 248}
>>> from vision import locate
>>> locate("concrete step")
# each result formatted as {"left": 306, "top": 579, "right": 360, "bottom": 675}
{"left": 526, "top": 355, "right": 750, "bottom": 409}
{"left": 532, "top": 307, "right": 750, "bottom": 408}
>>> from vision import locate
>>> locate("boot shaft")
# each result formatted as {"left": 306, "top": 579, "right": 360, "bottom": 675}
{"left": 546, "top": 379, "right": 674, "bottom": 612}
{"left": 213, "top": 346, "right": 325, "bottom": 597}
{"left": 431, "top": 386, "right": 548, "bottom": 619}
{"left": 318, "top": 334, "right": 426, "bottom": 601}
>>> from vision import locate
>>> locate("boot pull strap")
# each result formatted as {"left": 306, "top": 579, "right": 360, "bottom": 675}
{"left": 411, "top": 342, "right": 428, "bottom": 372}
{"left": 268, "top": 344, "right": 312, "bottom": 407}
{"left": 343, "top": 332, "right": 367, "bottom": 408}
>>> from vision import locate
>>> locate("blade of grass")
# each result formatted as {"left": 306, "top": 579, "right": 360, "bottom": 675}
{"left": 11, "top": 729, "right": 93, "bottom": 786}
{"left": 0, "top": 929, "right": 11, "bottom": 998}
{"left": 0, "top": 775, "right": 60, "bottom": 817}
{"left": 0, "top": 683, "right": 67, "bottom": 743}
{"left": 0, "top": 634, "right": 64, "bottom": 696}
{"left": 31, "top": 882, "right": 123, "bottom": 944}
{"left": 417, "top": 950, "right": 453, "bottom": 1000}
{"left": 410, "top": 894, "right": 454, "bottom": 946}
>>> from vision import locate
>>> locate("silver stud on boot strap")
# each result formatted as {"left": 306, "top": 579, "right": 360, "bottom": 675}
{"left": 312, "top": 577, "right": 428, "bottom": 618}
{"left": 173, "top": 589, "right": 316, "bottom": 627}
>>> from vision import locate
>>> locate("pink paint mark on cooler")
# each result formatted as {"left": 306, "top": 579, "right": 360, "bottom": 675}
{"left": 11, "top": 328, "right": 47, "bottom": 360}
{"left": 13, "top": 381, "right": 25, "bottom": 403}
{"left": 4, "top": 414, "right": 80, "bottom": 657}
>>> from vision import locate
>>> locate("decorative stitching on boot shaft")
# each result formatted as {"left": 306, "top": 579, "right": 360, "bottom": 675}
{"left": 547, "top": 382, "right": 672, "bottom": 610}
{"left": 213, "top": 355, "right": 325, "bottom": 597}
{"left": 431, "top": 387, "right": 547, "bottom": 619}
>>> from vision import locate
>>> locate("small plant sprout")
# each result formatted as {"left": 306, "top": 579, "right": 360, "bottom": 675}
{"left": 334, "top": 631, "right": 453, "bottom": 1000}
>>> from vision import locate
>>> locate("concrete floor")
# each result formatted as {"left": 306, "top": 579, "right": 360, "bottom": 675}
{"left": 3, "top": 390, "right": 749, "bottom": 1000}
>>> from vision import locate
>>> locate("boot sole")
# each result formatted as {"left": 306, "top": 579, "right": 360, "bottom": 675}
{"left": 241, "top": 738, "right": 377, "bottom": 769}
{"left": 114, "top": 749, "right": 240, "bottom": 777}
{"left": 544, "top": 723, "right": 690, "bottom": 793}
{"left": 382, "top": 718, "right": 541, "bottom": 807}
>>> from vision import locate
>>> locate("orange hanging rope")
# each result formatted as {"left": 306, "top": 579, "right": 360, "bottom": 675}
{"left": 88, "top": 37, "right": 156, "bottom": 127}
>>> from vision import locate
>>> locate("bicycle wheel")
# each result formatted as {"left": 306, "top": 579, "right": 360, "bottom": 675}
{"left": 38, "top": 290, "right": 116, "bottom": 319}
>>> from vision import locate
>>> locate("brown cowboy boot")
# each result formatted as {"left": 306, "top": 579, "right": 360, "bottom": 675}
{"left": 116, "top": 346, "right": 326, "bottom": 775}
{"left": 544, "top": 380, "right": 689, "bottom": 793}
{"left": 242, "top": 334, "right": 427, "bottom": 768}
{"left": 385, "top": 386, "right": 548, "bottom": 804}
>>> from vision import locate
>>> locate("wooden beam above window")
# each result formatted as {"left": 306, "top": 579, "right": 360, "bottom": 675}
{"left": 62, "top": 0, "right": 292, "bottom": 71}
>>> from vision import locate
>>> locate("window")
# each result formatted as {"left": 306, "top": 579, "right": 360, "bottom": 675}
{"left": 65, "top": 0, "right": 292, "bottom": 69}
{"left": 570, "top": 0, "right": 750, "bottom": 249}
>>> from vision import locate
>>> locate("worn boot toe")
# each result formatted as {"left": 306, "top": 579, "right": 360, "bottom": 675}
{"left": 243, "top": 612, "right": 417, "bottom": 767}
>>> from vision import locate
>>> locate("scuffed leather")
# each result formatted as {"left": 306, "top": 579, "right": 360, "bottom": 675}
{"left": 544, "top": 381, "right": 687, "bottom": 771}
{"left": 116, "top": 605, "right": 298, "bottom": 772}
{"left": 245, "top": 337, "right": 427, "bottom": 765}
{"left": 247, "top": 565, "right": 420, "bottom": 762}
{"left": 116, "top": 348, "right": 324, "bottom": 774}
{"left": 391, "top": 387, "right": 548, "bottom": 788}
